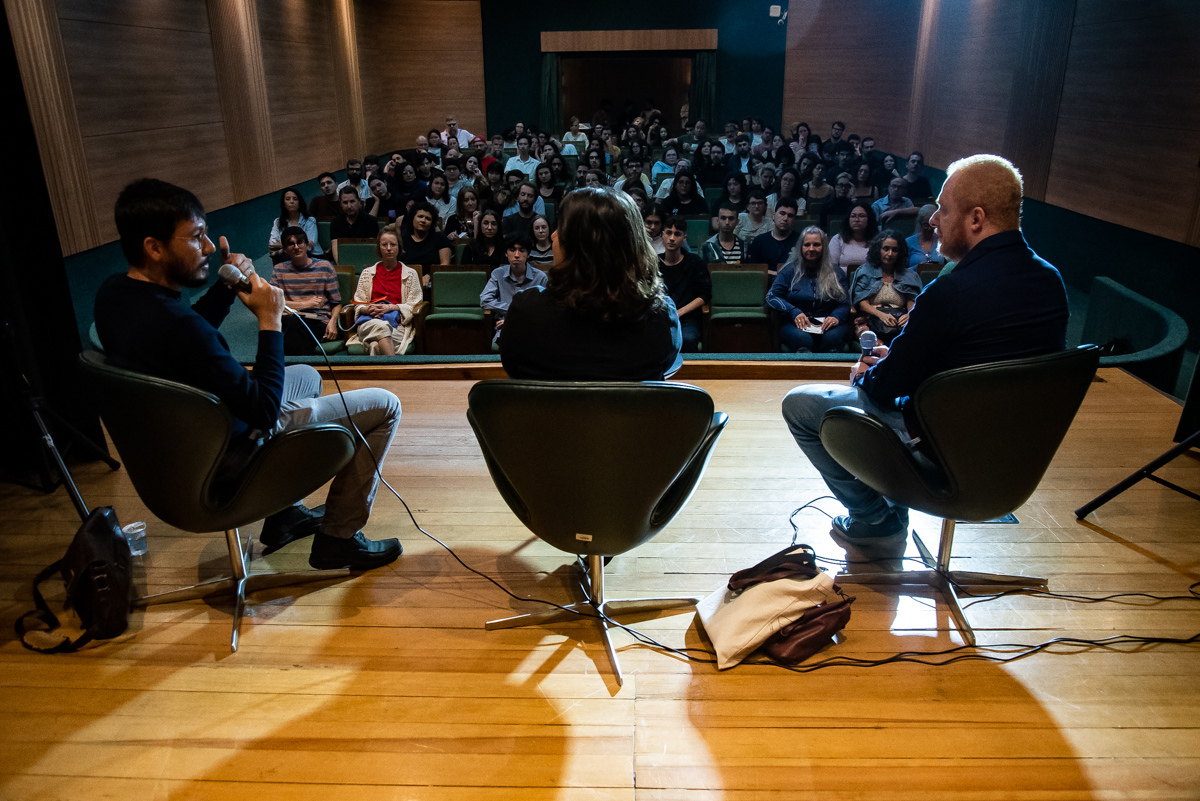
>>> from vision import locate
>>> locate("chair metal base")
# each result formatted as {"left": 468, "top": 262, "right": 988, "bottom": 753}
{"left": 838, "top": 519, "right": 1047, "bottom": 647}
{"left": 136, "top": 527, "right": 350, "bottom": 652}
{"left": 485, "top": 554, "right": 698, "bottom": 686}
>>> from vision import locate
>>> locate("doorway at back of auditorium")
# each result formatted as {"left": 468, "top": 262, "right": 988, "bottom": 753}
{"left": 559, "top": 52, "right": 692, "bottom": 130}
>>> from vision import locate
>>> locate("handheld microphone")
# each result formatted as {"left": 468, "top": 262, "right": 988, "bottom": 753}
{"left": 859, "top": 330, "right": 877, "bottom": 360}
{"left": 218, "top": 262, "right": 252, "bottom": 293}
{"left": 218, "top": 262, "right": 293, "bottom": 314}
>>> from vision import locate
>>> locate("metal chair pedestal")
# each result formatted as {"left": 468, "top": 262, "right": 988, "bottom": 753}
{"left": 838, "top": 519, "right": 1047, "bottom": 647}
{"left": 486, "top": 554, "right": 698, "bottom": 686}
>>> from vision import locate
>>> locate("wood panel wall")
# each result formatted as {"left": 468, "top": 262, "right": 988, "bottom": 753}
{"left": 1044, "top": 0, "right": 1200, "bottom": 244}
{"left": 782, "top": 0, "right": 1200, "bottom": 245}
{"left": 8, "top": 0, "right": 486, "bottom": 255}
{"left": 354, "top": 0, "right": 487, "bottom": 157}
{"left": 782, "top": 0, "right": 922, "bottom": 156}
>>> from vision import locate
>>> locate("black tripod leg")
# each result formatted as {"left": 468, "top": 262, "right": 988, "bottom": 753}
{"left": 1075, "top": 430, "right": 1200, "bottom": 518}
{"left": 40, "top": 404, "right": 120, "bottom": 471}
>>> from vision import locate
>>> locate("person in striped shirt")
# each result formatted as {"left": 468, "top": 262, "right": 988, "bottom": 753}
{"left": 701, "top": 203, "right": 748, "bottom": 264}
{"left": 271, "top": 226, "right": 341, "bottom": 355}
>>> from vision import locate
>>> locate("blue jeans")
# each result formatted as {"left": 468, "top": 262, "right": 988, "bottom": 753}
{"left": 781, "top": 383, "right": 909, "bottom": 524}
{"left": 780, "top": 322, "right": 851, "bottom": 353}
{"left": 681, "top": 319, "right": 701, "bottom": 353}
{"left": 273, "top": 365, "right": 401, "bottom": 538}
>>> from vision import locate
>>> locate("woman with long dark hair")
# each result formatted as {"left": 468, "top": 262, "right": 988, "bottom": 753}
{"left": 534, "top": 162, "right": 563, "bottom": 205}
{"left": 445, "top": 186, "right": 481, "bottom": 241}
{"left": 851, "top": 229, "right": 922, "bottom": 343}
{"left": 662, "top": 170, "right": 708, "bottom": 217}
{"left": 766, "top": 226, "right": 851, "bottom": 353}
{"left": 462, "top": 208, "right": 506, "bottom": 268}
{"left": 499, "top": 187, "right": 682, "bottom": 380}
{"left": 829, "top": 202, "right": 878, "bottom": 276}
{"left": 268, "top": 187, "right": 320, "bottom": 260}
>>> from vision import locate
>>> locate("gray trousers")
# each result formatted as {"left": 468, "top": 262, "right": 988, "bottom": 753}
{"left": 272, "top": 365, "right": 401, "bottom": 539}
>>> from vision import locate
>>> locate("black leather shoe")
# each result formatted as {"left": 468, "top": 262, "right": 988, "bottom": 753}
{"left": 260, "top": 504, "right": 325, "bottom": 552}
{"left": 309, "top": 531, "right": 402, "bottom": 570}
{"left": 830, "top": 512, "right": 909, "bottom": 557}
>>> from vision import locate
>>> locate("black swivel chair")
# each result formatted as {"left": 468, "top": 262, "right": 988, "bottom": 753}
{"left": 467, "top": 380, "right": 728, "bottom": 685}
{"left": 79, "top": 352, "right": 357, "bottom": 651}
{"left": 818, "top": 345, "right": 1100, "bottom": 645}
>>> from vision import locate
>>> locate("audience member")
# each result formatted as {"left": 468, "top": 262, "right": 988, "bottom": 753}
{"left": 268, "top": 187, "right": 320, "bottom": 262}
{"left": 502, "top": 183, "right": 539, "bottom": 236}
{"left": 272, "top": 226, "right": 340, "bottom": 355}
{"left": 803, "top": 163, "right": 835, "bottom": 205}
{"left": 829, "top": 202, "right": 876, "bottom": 276}
{"left": 901, "top": 151, "right": 934, "bottom": 200}
{"left": 337, "top": 159, "right": 370, "bottom": 201}
{"left": 350, "top": 224, "right": 422, "bottom": 356}
{"left": 463, "top": 208, "right": 506, "bottom": 268}
{"left": 873, "top": 177, "right": 917, "bottom": 225}
{"left": 821, "top": 121, "right": 846, "bottom": 157}
{"left": 678, "top": 119, "right": 710, "bottom": 157}
{"left": 445, "top": 186, "right": 481, "bottom": 241}
{"left": 702, "top": 203, "right": 749, "bottom": 264}
{"left": 400, "top": 201, "right": 452, "bottom": 284}
{"left": 529, "top": 215, "right": 554, "bottom": 266}
{"left": 851, "top": 163, "right": 878, "bottom": 204}
{"left": 307, "top": 172, "right": 341, "bottom": 222}
{"left": 443, "top": 158, "right": 468, "bottom": 199}
{"left": 644, "top": 205, "right": 665, "bottom": 254}
{"left": 614, "top": 156, "right": 652, "bottom": 193}
{"left": 441, "top": 115, "right": 473, "bottom": 149}
{"left": 562, "top": 116, "right": 589, "bottom": 149}
{"left": 393, "top": 162, "right": 425, "bottom": 200}
{"left": 790, "top": 122, "right": 811, "bottom": 156}
{"left": 697, "top": 147, "right": 727, "bottom": 188}
{"left": 851, "top": 230, "right": 922, "bottom": 344}
{"left": 481, "top": 232, "right": 548, "bottom": 342}
{"left": 821, "top": 173, "right": 856, "bottom": 230}
{"left": 747, "top": 197, "right": 801, "bottom": 275}
{"left": 658, "top": 214, "right": 712, "bottom": 352}
{"left": 717, "top": 173, "right": 749, "bottom": 214}
{"left": 875, "top": 154, "right": 902, "bottom": 193}
{"left": 662, "top": 170, "right": 708, "bottom": 217}
{"left": 534, "top": 162, "right": 563, "bottom": 206}
{"left": 767, "top": 226, "right": 851, "bottom": 353}
{"left": 499, "top": 187, "right": 682, "bottom": 380}
{"left": 736, "top": 190, "right": 774, "bottom": 243}
{"left": 330, "top": 186, "right": 378, "bottom": 263}
{"left": 366, "top": 174, "right": 405, "bottom": 225}
{"left": 907, "top": 204, "right": 946, "bottom": 269}
{"left": 731, "top": 134, "right": 757, "bottom": 175}
{"left": 425, "top": 173, "right": 455, "bottom": 225}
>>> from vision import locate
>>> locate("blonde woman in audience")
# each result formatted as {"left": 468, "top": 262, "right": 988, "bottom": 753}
{"left": 349, "top": 225, "right": 422, "bottom": 356}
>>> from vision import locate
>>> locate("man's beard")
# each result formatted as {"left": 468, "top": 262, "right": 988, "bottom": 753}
{"left": 170, "top": 255, "right": 209, "bottom": 289}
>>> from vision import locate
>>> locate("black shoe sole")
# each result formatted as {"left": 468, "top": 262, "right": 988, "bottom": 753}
{"left": 260, "top": 506, "right": 325, "bottom": 553}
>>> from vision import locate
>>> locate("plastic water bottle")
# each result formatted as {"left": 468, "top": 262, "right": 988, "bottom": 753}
{"left": 122, "top": 522, "right": 148, "bottom": 556}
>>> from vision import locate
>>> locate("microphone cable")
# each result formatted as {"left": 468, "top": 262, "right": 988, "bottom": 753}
{"left": 291, "top": 319, "right": 1200, "bottom": 672}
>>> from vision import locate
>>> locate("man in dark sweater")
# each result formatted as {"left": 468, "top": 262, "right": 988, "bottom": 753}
{"left": 658, "top": 215, "right": 712, "bottom": 352}
{"left": 93, "top": 179, "right": 402, "bottom": 569}
{"left": 781, "top": 155, "right": 1069, "bottom": 552}
{"left": 330, "top": 185, "right": 378, "bottom": 263}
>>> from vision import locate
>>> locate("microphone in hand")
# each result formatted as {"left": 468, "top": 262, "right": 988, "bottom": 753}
{"left": 859, "top": 330, "right": 877, "bottom": 360}
{"left": 218, "top": 263, "right": 292, "bottom": 316}
{"left": 217, "top": 262, "right": 252, "bottom": 293}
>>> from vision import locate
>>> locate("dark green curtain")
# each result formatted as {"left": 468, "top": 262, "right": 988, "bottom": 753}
{"left": 690, "top": 51, "right": 716, "bottom": 128}
{"left": 540, "top": 52, "right": 561, "bottom": 136}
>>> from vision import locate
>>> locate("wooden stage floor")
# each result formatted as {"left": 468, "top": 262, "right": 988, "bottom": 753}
{"left": 1, "top": 369, "right": 1198, "bottom": 800}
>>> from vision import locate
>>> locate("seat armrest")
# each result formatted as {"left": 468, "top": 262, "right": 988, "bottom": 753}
{"left": 651, "top": 412, "right": 729, "bottom": 527}
{"left": 819, "top": 406, "right": 951, "bottom": 513}
{"left": 214, "top": 423, "right": 356, "bottom": 523}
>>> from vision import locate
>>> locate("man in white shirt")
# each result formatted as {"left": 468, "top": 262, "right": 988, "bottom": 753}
{"left": 504, "top": 134, "right": 539, "bottom": 179}
{"left": 336, "top": 159, "right": 371, "bottom": 202}
{"left": 441, "top": 115, "right": 473, "bottom": 149}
